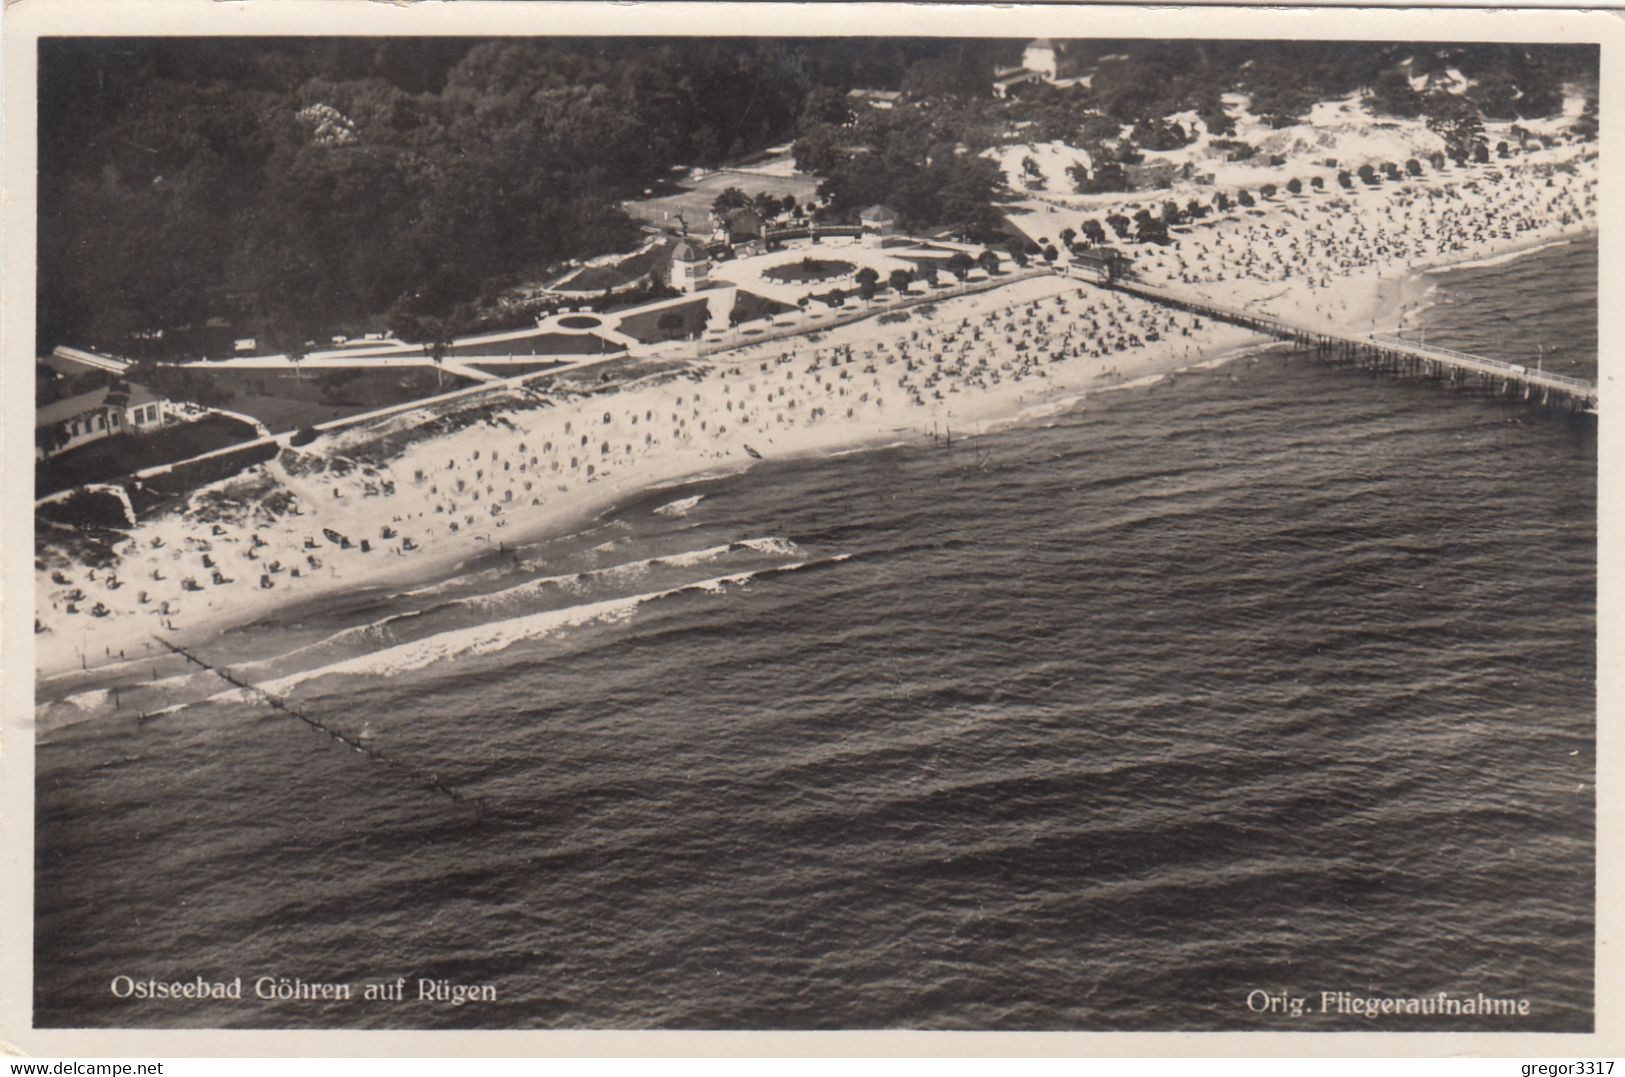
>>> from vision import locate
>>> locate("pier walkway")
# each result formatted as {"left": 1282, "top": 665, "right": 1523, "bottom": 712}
{"left": 1102, "top": 275, "right": 1598, "bottom": 413}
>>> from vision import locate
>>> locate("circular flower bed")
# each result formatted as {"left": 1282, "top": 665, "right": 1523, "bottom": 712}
{"left": 557, "top": 314, "right": 603, "bottom": 330}
{"left": 763, "top": 258, "right": 855, "bottom": 284}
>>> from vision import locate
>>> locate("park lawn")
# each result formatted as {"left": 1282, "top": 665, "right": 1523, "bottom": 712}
{"left": 730, "top": 290, "right": 795, "bottom": 324}
{"left": 189, "top": 366, "right": 476, "bottom": 433}
{"left": 895, "top": 253, "right": 961, "bottom": 273}
{"left": 217, "top": 395, "right": 361, "bottom": 434}
{"left": 616, "top": 298, "right": 712, "bottom": 344}
{"left": 763, "top": 258, "right": 855, "bottom": 284}
{"left": 468, "top": 361, "right": 573, "bottom": 377}
{"left": 449, "top": 332, "right": 625, "bottom": 358}
{"left": 621, "top": 169, "right": 818, "bottom": 231}
{"left": 38, "top": 414, "right": 259, "bottom": 495}
{"left": 558, "top": 240, "right": 674, "bottom": 292}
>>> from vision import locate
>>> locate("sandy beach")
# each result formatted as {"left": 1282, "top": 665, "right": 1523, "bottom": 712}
{"left": 34, "top": 146, "right": 1596, "bottom": 683}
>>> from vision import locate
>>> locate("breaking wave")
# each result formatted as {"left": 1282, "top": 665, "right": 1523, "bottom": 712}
{"left": 259, "top": 564, "right": 808, "bottom": 693}
{"left": 653, "top": 494, "right": 706, "bottom": 517}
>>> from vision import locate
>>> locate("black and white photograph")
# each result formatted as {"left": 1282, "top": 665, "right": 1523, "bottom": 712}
{"left": 4, "top": 1, "right": 1613, "bottom": 1050}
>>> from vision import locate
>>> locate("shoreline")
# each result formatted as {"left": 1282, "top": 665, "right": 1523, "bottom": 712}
{"left": 34, "top": 160, "right": 1597, "bottom": 689}
{"left": 34, "top": 280, "right": 1258, "bottom": 689}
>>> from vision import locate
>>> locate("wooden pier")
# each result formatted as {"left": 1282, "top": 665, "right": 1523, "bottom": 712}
{"left": 1103, "top": 276, "right": 1598, "bottom": 414}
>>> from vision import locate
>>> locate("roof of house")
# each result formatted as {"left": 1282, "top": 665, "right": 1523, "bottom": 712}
{"left": 37, "top": 382, "right": 161, "bottom": 427}
{"left": 722, "top": 206, "right": 766, "bottom": 235}
{"left": 42, "top": 347, "right": 128, "bottom": 377}
{"left": 860, "top": 204, "right": 900, "bottom": 222}
{"left": 672, "top": 240, "right": 707, "bottom": 264}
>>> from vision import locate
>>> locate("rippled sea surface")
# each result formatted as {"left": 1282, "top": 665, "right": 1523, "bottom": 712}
{"left": 35, "top": 237, "right": 1595, "bottom": 1031}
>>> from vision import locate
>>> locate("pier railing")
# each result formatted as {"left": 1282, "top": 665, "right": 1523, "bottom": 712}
{"left": 1104, "top": 276, "right": 1597, "bottom": 411}
{"left": 1368, "top": 334, "right": 1595, "bottom": 392}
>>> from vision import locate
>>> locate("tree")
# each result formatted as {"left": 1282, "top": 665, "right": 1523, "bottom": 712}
{"left": 1082, "top": 218, "right": 1107, "bottom": 246}
{"left": 1059, "top": 227, "right": 1076, "bottom": 248}
{"left": 1067, "top": 162, "right": 1092, "bottom": 194}
{"left": 1213, "top": 191, "right": 1232, "bottom": 213}
{"left": 1041, "top": 245, "right": 1059, "bottom": 264}
{"left": 1237, "top": 189, "right": 1256, "bottom": 207}
{"left": 1573, "top": 94, "right": 1598, "bottom": 141}
{"left": 793, "top": 125, "right": 845, "bottom": 176}
{"left": 901, "top": 52, "right": 992, "bottom": 101}
{"left": 422, "top": 336, "right": 449, "bottom": 390}
{"left": 37, "top": 422, "right": 70, "bottom": 460}
{"left": 1286, "top": 177, "right": 1303, "bottom": 195}
{"left": 1259, "top": 183, "right": 1278, "bottom": 199}
{"left": 1135, "top": 216, "right": 1168, "bottom": 245}
{"left": 1357, "top": 163, "right": 1378, "bottom": 185}
{"left": 799, "top": 85, "right": 852, "bottom": 129}
{"left": 1133, "top": 118, "right": 1190, "bottom": 151}
{"left": 1106, "top": 212, "right": 1132, "bottom": 239}
{"left": 1472, "top": 142, "right": 1491, "bottom": 165}
{"left": 976, "top": 250, "right": 1000, "bottom": 275}
{"left": 888, "top": 268, "right": 913, "bottom": 293}
{"left": 1370, "top": 67, "right": 1423, "bottom": 118}
{"left": 854, "top": 266, "right": 879, "bottom": 289}
{"left": 1310, "top": 175, "right": 1325, "bottom": 190}
{"left": 754, "top": 191, "right": 783, "bottom": 219}
{"left": 1073, "top": 159, "right": 1128, "bottom": 194}
{"left": 946, "top": 252, "right": 973, "bottom": 280}
{"left": 1337, "top": 169, "right": 1354, "bottom": 189}
{"left": 711, "top": 187, "right": 752, "bottom": 215}
{"left": 1496, "top": 140, "right": 1510, "bottom": 159}
{"left": 1427, "top": 92, "right": 1486, "bottom": 162}
{"left": 1008, "top": 246, "right": 1029, "bottom": 269}
{"left": 1405, "top": 158, "right": 1423, "bottom": 177}
{"left": 1249, "top": 76, "right": 1318, "bottom": 128}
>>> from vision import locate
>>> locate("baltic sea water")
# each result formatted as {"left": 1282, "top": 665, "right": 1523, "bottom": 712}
{"left": 34, "top": 236, "right": 1596, "bottom": 1030}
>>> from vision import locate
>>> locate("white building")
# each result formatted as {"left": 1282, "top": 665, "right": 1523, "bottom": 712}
{"left": 1023, "top": 38, "right": 1059, "bottom": 79}
{"left": 993, "top": 39, "right": 1085, "bottom": 98}
{"left": 859, "top": 204, "right": 900, "bottom": 247}
{"left": 36, "top": 382, "right": 167, "bottom": 460}
{"left": 669, "top": 241, "right": 711, "bottom": 293}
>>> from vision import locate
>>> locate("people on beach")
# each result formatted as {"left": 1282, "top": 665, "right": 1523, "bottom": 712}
{"left": 34, "top": 145, "right": 1596, "bottom": 667}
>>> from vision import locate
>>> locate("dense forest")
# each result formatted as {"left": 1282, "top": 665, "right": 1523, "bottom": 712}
{"left": 37, "top": 38, "right": 1595, "bottom": 357}
{"left": 37, "top": 37, "right": 954, "bottom": 356}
